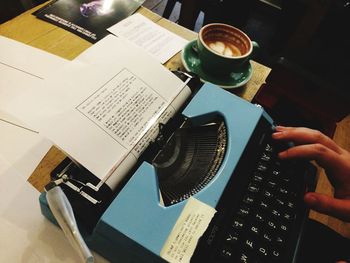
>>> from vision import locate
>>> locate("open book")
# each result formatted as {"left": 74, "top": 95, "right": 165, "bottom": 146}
{"left": 3, "top": 35, "right": 190, "bottom": 191}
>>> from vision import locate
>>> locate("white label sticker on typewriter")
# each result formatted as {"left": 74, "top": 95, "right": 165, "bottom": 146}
{"left": 160, "top": 197, "right": 216, "bottom": 263}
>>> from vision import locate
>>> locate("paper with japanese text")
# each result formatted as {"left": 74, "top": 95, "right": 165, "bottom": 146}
{"left": 4, "top": 35, "right": 191, "bottom": 190}
{"left": 161, "top": 197, "right": 216, "bottom": 263}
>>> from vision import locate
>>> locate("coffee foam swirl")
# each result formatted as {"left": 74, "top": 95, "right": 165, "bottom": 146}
{"left": 207, "top": 41, "right": 241, "bottom": 57}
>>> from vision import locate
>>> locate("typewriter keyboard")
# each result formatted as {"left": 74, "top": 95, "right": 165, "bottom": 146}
{"left": 208, "top": 137, "right": 315, "bottom": 263}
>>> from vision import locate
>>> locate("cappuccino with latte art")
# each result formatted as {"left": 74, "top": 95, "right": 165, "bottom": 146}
{"left": 195, "top": 23, "right": 259, "bottom": 76}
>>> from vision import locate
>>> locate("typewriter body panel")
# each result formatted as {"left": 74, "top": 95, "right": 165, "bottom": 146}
{"left": 39, "top": 83, "right": 316, "bottom": 263}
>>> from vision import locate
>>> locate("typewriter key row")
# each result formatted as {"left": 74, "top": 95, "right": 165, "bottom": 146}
{"left": 217, "top": 141, "right": 301, "bottom": 263}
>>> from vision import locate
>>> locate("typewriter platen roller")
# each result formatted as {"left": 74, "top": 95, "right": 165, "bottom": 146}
{"left": 39, "top": 82, "right": 316, "bottom": 263}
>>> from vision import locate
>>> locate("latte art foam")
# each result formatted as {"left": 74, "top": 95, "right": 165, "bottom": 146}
{"left": 207, "top": 41, "right": 242, "bottom": 57}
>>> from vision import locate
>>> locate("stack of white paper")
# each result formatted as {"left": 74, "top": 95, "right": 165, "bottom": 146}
{"left": 0, "top": 36, "right": 68, "bottom": 129}
{"left": 3, "top": 35, "right": 191, "bottom": 190}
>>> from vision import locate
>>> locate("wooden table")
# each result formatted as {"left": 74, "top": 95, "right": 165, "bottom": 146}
{"left": 0, "top": 3, "right": 271, "bottom": 193}
{"left": 0, "top": 4, "right": 270, "bottom": 101}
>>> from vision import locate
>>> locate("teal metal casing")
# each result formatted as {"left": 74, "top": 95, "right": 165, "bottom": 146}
{"left": 39, "top": 83, "right": 273, "bottom": 262}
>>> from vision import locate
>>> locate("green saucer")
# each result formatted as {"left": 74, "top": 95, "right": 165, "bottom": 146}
{"left": 181, "top": 40, "right": 253, "bottom": 89}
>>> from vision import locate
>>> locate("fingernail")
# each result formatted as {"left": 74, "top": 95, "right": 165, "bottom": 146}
{"left": 304, "top": 193, "right": 317, "bottom": 205}
{"left": 272, "top": 132, "right": 282, "bottom": 138}
{"left": 278, "top": 151, "right": 286, "bottom": 158}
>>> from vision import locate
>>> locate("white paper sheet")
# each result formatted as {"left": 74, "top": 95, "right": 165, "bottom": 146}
{"left": 0, "top": 155, "right": 10, "bottom": 175}
{"left": 108, "top": 13, "right": 188, "bottom": 64}
{"left": 0, "top": 36, "right": 90, "bottom": 263}
{"left": 0, "top": 118, "right": 72, "bottom": 263}
{"left": 161, "top": 197, "right": 216, "bottom": 263}
{"left": 0, "top": 159, "right": 108, "bottom": 263}
{"left": 4, "top": 35, "right": 191, "bottom": 190}
{"left": 0, "top": 36, "right": 68, "bottom": 128}
{"left": 0, "top": 118, "right": 51, "bottom": 173}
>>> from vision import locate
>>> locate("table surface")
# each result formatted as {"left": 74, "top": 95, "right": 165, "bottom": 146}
{"left": 0, "top": 3, "right": 272, "bottom": 192}
{"left": 0, "top": 3, "right": 273, "bottom": 263}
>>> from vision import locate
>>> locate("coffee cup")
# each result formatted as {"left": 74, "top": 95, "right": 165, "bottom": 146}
{"left": 193, "top": 23, "right": 259, "bottom": 76}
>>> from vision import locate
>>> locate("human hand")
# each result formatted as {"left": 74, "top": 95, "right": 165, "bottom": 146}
{"left": 272, "top": 126, "right": 350, "bottom": 222}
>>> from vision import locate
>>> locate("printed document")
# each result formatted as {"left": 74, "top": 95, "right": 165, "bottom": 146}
{"left": 108, "top": 13, "right": 188, "bottom": 64}
{"left": 4, "top": 35, "right": 191, "bottom": 190}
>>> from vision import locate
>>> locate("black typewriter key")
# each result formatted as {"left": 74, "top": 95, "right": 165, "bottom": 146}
{"left": 286, "top": 201, "right": 296, "bottom": 210}
{"left": 238, "top": 206, "right": 251, "bottom": 217}
{"left": 243, "top": 194, "right": 255, "bottom": 205}
{"left": 277, "top": 187, "right": 289, "bottom": 195}
{"left": 257, "top": 163, "right": 268, "bottom": 172}
{"left": 224, "top": 230, "right": 240, "bottom": 245}
{"left": 254, "top": 212, "right": 266, "bottom": 223}
{"left": 237, "top": 251, "right": 256, "bottom": 263}
{"left": 282, "top": 211, "right": 295, "bottom": 222}
{"left": 266, "top": 180, "right": 277, "bottom": 189}
{"left": 275, "top": 235, "right": 286, "bottom": 246}
{"left": 252, "top": 173, "right": 264, "bottom": 184}
{"left": 266, "top": 220, "right": 277, "bottom": 230}
{"left": 280, "top": 170, "right": 294, "bottom": 181}
{"left": 257, "top": 245, "right": 269, "bottom": 259}
{"left": 262, "top": 232, "right": 273, "bottom": 243}
{"left": 232, "top": 217, "right": 245, "bottom": 230}
{"left": 243, "top": 237, "right": 257, "bottom": 251}
{"left": 277, "top": 191, "right": 297, "bottom": 205}
{"left": 271, "top": 169, "right": 281, "bottom": 177}
{"left": 280, "top": 176, "right": 291, "bottom": 184}
{"left": 248, "top": 183, "right": 260, "bottom": 193}
{"left": 262, "top": 190, "right": 274, "bottom": 199}
{"left": 258, "top": 200, "right": 269, "bottom": 210}
{"left": 271, "top": 209, "right": 281, "bottom": 218}
{"left": 260, "top": 152, "right": 271, "bottom": 162}
{"left": 219, "top": 246, "right": 235, "bottom": 260}
{"left": 279, "top": 223, "right": 289, "bottom": 233}
{"left": 249, "top": 224, "right": 261, "bottom": 236}
{"left": 264, "top": 143, "right": 273, "bottom": 153}
{"left": 275, "top": 198, "right": 285, "bottom": 207}
{"left": 270, "top": 248, "right": 282, "bottom": 262}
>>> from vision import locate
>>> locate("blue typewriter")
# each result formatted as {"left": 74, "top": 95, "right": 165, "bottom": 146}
{"left": 39, "top": 81, "right": 317, "bottom": 263}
